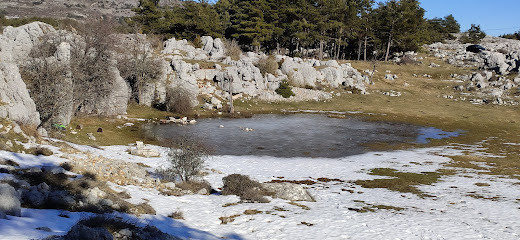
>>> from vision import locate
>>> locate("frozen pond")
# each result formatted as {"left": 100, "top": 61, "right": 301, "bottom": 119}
{"left": 147, "top": 114, "right": 459, "bottom": 158}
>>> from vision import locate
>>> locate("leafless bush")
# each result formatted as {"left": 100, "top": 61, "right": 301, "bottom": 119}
{"left": 116, "top": 34, "right": 163, "bottom": 104}
{"left": 156, "top": 137, "right": 209, "bottom": 182}
{"left": 21, "top": 18, "right": 119, "bottom": 127}
{"left": 165, "top": 87, "right": 193, "bottom": 115}
{"left": 224, "top": 39, "right": 242, "bottom": 61}
{"left": 221, "top": 174, "right": 271, "bottom": 203}
{"left": 256, "top": 55, "right": 278, "bottom": 76}
{"left": 169, "top": 210, "right": 185, "bottom": 220}
{"left": 21, "top": 32, "right": 72, "bottom": 127}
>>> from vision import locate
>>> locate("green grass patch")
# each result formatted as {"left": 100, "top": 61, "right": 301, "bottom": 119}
{"left": 355, "top": 168, "right": 454, "bottom": 197}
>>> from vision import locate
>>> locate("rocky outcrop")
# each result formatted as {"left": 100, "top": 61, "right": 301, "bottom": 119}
{"left": 0, "top": 22, "right": 55, "bottom": 63}
{"left": 428, "top": 35, "right": 520, "bottom": 75}
{"left": 201, "top": 36, "right": 226, "bottom": 60}
{"left": 0, "top": 62, "right": 41, "bottom": 126}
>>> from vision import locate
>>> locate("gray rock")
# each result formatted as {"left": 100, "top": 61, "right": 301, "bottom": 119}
{"left": 119, "top": 228, "right": 132, "bottom": 237}
{"left": 0, "top": 22, "right": 55, "bottom": 63}
{"left": 262, "top": 182, "right": 314, "bottom": 202}
{"left": 0, "top": 62, "right": 41, "bottom": 126}
{"left": 87, "top": 133, "right": 96, "bottom": 141}
{"left": 484, "top": 52, "right": 510, "bottom": 75}
{"left": 0, "top": 183, "right": 21, "bottom": 218}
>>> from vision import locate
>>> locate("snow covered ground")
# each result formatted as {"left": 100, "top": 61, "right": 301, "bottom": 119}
{"left": 1, "top": 142, "right": 519, "bottom": 240}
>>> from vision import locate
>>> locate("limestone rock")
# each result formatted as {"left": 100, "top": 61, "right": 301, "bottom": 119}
{"left": 262, "top": 182, "right": 314, "bottom": 202}
{"left": 0, "top": 183, "right": 21, "bottom": 218}
{"left": 0, "top": 22, "right": 56, "bottom": 63}
{"left": 0, "top": 62, "right": 41, "bottom": 126}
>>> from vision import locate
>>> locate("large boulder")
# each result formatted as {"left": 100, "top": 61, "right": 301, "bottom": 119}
{"left": 0, "top": 62, "right": 41, "bottom": 126}
{"left": 262, "top": 182, "right": 314, "bottom": 202}
{"left": 201, "top": 36, "right": 225, "bottom": 60}
{"left": 0, "top": 183, "right": 22, "bottom": 218}
{"left": 484, "top": 52, "right": 510, "bottom": 75}
{"left": 280, "top": 58, "right": 320, "bottom": 87}
{"left": 0, "top": 22, "right": 55, "bottom": 63}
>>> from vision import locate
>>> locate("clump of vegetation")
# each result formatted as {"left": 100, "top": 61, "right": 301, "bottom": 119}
{"left": 221, "top": 174, "right": 272, "bottom": 203}
{"left": 116, "top": 35, "right": 163, "bottom": 105}
{"left": 256, "top": 55, "right": 278, "bottom": 76}
{"left": 500, "top": 31, "right": 520, "bottom": 40}
{"left": 460, "top": 24, "right": 486, "bottom": 44}
{"left": 169, "top": 210, "right": 185, "bottom": 220}
{"left": 192, "top": 35, "right": 203, "bottom": 48}
{"left": 165, "top": 87, "right": 193, "bottom": 115}
{"left": 355, "top": 168, "right": 454, "bottom": 197}
{"left": 176, "top": 180, "right": 212, "bottom": 194}
{"left": 156, "top": 137, "right": 209, "bottom": 182}
{"left": 224, "top": 39, "right": 242, "bottom": 61}
{"left": 275, "top": 80, "right": 295, "bottom": 98}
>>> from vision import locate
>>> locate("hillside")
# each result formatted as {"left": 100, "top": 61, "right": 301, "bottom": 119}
{"left": 0, "top": 21, "right": 519, "bottom": 239}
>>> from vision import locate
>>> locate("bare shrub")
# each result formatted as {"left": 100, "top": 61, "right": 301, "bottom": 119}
{"left": 21, "top": 18, "right": 119, "bottom": 127}
{"left": 169, "top": 210, "right": 185, "bottom": 220}
{"left": 166, "top": 87, "right": 193, "bottom": 115}
{"left": 256, "top": 55, "right": 278, "bottom": 76}
{"left": 70, "top": 18, "right": 119, "bottom": 115}
{"left": 224, "top": 39, "right": 242, "bottom": 61}
{"left": 156, "top": 137, "right": 209, "bottom": 182}
{"left": 21, "top": 32, "right": 72, "bottom": 127}
{"left": 116, "top": 34, "right": 163, "bottom": 104}
{"left": 221, "top": 174, "right": 271, "bottom": 203}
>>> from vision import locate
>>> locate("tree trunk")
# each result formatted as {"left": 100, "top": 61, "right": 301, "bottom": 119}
{"left": 357, "top": 39, "right": 362, "bottom": 60}
{"left": 364, "top": 34, "right": 368, "bottom": 61}
{"left": 385, "top": 33, "right": 392, "bottom": 62}
{"left": 228, "top": 78, "right": 234, "bottom": 114}
{"left": 335, "top": 39, "right": 341, "bottom": 60}
{"left": 319, "top": 40, "right": 324, "bottom": 60}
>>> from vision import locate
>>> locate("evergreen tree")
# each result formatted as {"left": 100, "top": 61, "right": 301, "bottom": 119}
{"left": 460, "top": 24, "right": 486, "bottom": 44}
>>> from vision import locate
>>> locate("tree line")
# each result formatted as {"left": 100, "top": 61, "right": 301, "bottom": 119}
{"left": 128, "top": 0, "right": 461, "bottom": 60}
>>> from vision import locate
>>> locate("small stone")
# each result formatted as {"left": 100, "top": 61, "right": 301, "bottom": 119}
{"left": 197, "top": 188, "right": 208, "bottom": 195}
{"left": 119, "top": 228, "right": 132, "bottom": 237}
{"left": 87, "top": 133, "right": 96, "bottom": 141}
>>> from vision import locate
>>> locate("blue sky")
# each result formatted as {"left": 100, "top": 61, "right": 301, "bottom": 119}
{"left": 420, "top": 0, "right": 520, "bottom": 36}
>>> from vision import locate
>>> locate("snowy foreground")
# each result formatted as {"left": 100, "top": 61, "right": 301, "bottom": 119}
{"left": 1, "top": 141, "right": 519, "bottom": 240}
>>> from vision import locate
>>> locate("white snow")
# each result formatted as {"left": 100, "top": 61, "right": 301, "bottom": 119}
{"left": 1, "top": 141, "right": 519, "bottom": 240}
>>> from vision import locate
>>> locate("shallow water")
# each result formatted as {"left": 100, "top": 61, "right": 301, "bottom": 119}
{"left": 147, "top": 114, "right": 459, "bottom": 158}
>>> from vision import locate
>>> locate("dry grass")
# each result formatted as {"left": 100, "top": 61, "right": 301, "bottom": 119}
{"left": 232, "top": 53, "right": 520, "bottom": 182}
{"left": 243, "top": 209, "right": 263, "bottom": 215}
{"left": 355, "top": 168, "right": 455, "bottom": 197}
{"left": 219, "top": 214, "right": 240, "bottom": 224}
{"left": 288, "top": 201, "right": 311, "bottom": 210}
{"left": 350, "top": 200, "right": 405, "bottom": 213}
